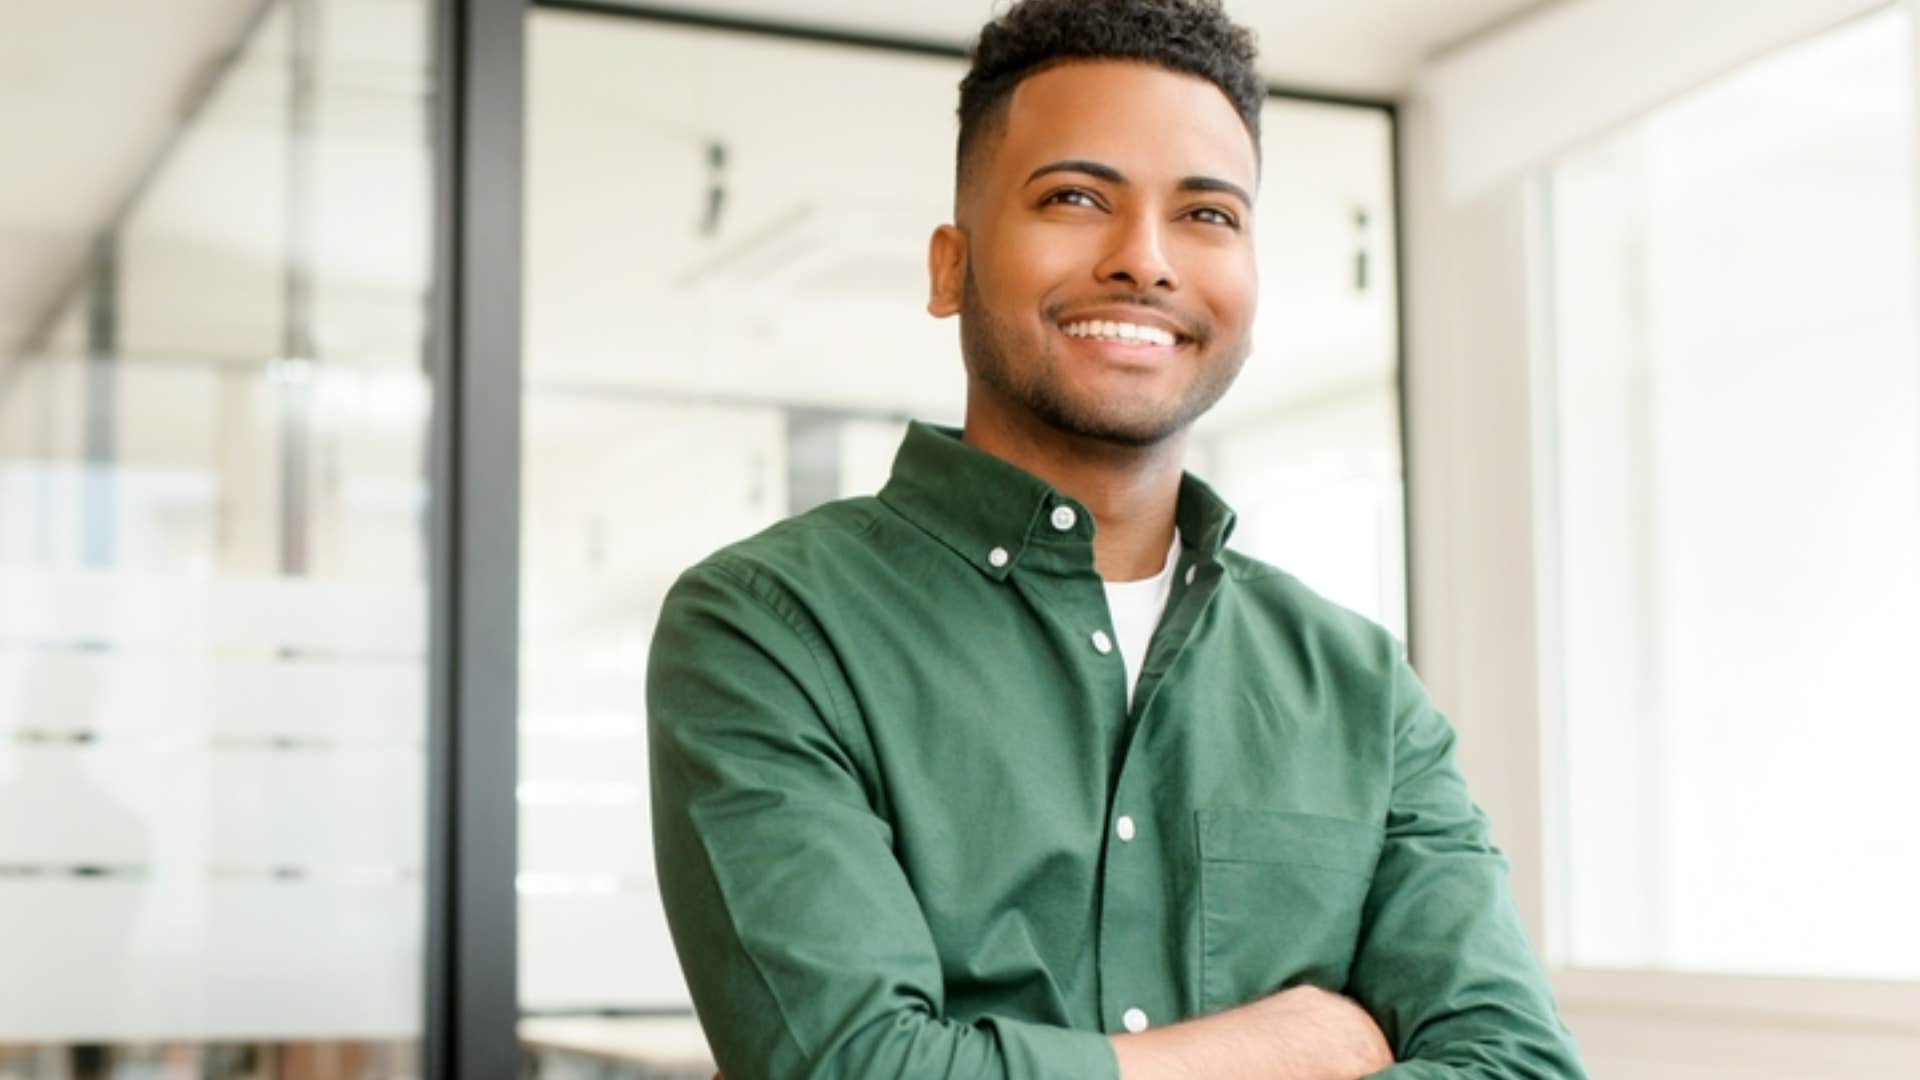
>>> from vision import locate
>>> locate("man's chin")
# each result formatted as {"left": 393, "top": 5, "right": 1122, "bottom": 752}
{"left": 1037, "top": 400, "right": 1194, "bottom": 449}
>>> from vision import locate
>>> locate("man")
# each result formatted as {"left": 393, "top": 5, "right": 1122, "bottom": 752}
{"left": 649, "top": 1, "right": 1587, "bottom": 1076}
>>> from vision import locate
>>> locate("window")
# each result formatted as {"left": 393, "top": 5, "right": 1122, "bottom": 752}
{"left": 1541, "top": 5, "right": 1920, "bottom": 980}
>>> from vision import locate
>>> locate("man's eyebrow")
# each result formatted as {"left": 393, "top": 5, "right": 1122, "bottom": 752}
{"left": 1178, "top": 175, "right": 1253, "bottom": 208}
{"left": 1024, "top": 159, "right": 1253, "bottom": 208}
{"left": 1024, "top": 159, "right": 1125, "bottom": 186}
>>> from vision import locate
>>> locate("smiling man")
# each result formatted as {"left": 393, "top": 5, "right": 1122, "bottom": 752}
{"left": 648, "top": 2, "right": 1586, "bottom": 1078}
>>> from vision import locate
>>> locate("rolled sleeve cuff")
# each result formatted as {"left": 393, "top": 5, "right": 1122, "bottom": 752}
{"left": 1366, "top": 1064, "right": 1441, "bottom": 1078}
{"left": 986, "top": 1016, "right": 1119, "bottom": 1080}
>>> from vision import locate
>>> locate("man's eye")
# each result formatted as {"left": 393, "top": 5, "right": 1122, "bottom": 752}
{"left": 1042, "top": 188, "right": 1101, "bottom": 209}
{"left": 1188, "top": 206, "right": 1241, "bottom": 229}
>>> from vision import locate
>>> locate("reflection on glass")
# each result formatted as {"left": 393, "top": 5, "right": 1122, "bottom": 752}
{"left": 0, "top": 0, "right": 436, "bottom": 1074}
{"left": 1547, "top": 7, "right": 1920, "bottom": 979}
{"left": 521, "top": 9, "right": 1403, "bottom": 1071}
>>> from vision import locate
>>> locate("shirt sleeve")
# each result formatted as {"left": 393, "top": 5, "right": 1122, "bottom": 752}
{"left": 1346, "top": 649, "right": 1588, "bottom": 1079}
{"left": 647, "top": 562, "right": 1120, "bottom": 1080}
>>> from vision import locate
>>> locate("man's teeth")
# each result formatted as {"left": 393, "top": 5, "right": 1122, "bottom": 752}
{"left": 1060, "top": 320, "right": 1177, "bottom": 346}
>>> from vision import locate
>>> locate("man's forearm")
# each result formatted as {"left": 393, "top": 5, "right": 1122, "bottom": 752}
{"left": 1108, "top": 986, "right": 1393, "bottom": 1080}
{"left": 705, "top": 987, "right": 1390, "bottom": 1080}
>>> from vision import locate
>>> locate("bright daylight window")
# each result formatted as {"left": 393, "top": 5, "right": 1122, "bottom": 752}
{"left": 1542, "top": 5, "right": 1920, "bottom": 980}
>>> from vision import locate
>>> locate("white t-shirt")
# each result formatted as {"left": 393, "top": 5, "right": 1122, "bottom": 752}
{"left": 1102, "top": 530, "right": 1183, "bottom": 709}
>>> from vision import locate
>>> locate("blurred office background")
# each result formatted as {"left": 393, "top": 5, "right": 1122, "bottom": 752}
{"left": 1, "top": 0, "right": 1915, "bottom": 1077}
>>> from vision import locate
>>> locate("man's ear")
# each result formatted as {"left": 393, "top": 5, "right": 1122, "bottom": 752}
{"left": 927, "top": 224, "right": 967, "bottom": 318}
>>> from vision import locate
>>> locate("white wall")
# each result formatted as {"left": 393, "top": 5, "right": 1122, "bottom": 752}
{"left": 1400, "top": 0, "right": 1920, "bottom": 1074}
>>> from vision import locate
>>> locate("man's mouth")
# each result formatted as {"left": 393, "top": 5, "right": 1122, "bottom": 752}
{"left": 1058, "top": 319, "right": 1180, "bottom": 347}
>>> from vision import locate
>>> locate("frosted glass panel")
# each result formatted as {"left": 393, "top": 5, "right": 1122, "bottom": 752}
{"left": 0, "top": 0, "right": 435, "bottom": 1072}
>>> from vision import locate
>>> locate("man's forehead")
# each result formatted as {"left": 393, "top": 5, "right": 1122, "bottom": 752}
{"left": 992, "top": 59, "right": 1259, "bottom": 188}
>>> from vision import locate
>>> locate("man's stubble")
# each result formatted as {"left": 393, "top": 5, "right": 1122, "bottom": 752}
{"left": 958, "top": 266, "right": 1252, "bottom": 449}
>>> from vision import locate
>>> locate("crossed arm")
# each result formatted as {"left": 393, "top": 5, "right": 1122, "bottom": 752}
{"left": 712, "top": 987, "right": 1392, "bottom": 1080}
{"left": 649, "top": 566, "right": 1585, "bottom": 1079}
{"left": 1107, "top": 985, "right": 1392, "bottom": 1078}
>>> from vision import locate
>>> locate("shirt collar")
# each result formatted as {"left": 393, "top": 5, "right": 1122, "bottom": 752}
{"left": 877, "top": 421, "right": 1237, "bottom": 580}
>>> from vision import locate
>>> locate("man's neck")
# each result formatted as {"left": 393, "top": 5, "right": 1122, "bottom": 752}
{"left": 961, "top": 403, "right": 1186, "bottom": 582}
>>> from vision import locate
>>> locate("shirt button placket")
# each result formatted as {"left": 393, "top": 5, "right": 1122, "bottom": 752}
{"left": 1094, "top": 526, "right": 1145, "bottom": 1031}
{"left": 1107, "top": 810, "right": 1145, "bottom": 1029}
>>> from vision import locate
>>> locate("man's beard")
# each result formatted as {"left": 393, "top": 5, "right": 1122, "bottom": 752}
{"left": 959, "top": 270, "right": 1250, "bottom": 449}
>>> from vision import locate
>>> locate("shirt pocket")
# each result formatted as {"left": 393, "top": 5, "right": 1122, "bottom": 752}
{"left": 1197, "top": 806, "right": 1383, "bottom": 1012}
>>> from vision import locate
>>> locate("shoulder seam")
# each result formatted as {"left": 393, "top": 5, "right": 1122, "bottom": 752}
{"left": 688, "top": 557, "right": 866, "bottom": 767}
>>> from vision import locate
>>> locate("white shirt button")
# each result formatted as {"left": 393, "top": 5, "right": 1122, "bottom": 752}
{"left": 1122, "top": 1007, "right": 1149, "bottom": 1033}
{"left": 1115, "top": 815, "right": 1136, "bottom": 842}
{"left": 1050, "top": 505, "right": 1078, "bottom": 531}
{"left": 1091, "top": 630, "right": 1113, "bottom": 654}
{"left": 988, "top": 546, "right": 1009, "bottom": 568}
{"left": 1184, "top": 564, "right": 1197, "bottom": 585}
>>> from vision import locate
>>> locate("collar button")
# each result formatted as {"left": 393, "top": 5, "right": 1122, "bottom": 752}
{"left": 987, "top": 546, "right": 1010, "bottom": 568}
{"left": 1049, "top": 505, "right": 1078, "bottom": 532}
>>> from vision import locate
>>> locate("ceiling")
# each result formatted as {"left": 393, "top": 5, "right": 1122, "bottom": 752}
{"left": 0, "top": 0, "right": 1553, "bottom": 371}
{"left": 620, "top": 0, "right": 1558, "bottom": 98}
{"left": 0, "top": 0, "right": 261, "bottom": 363}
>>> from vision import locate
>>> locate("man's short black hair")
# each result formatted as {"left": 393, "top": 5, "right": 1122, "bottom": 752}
{"left": 956, "top": 0, "right": 1263, "bottom": 187}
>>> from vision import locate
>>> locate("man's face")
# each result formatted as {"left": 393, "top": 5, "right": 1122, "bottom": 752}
{"left": 931, "top": 60, "right": 1260, "bottom": 448}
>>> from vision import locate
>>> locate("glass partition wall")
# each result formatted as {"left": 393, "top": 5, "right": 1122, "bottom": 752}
{"left": 519, "top": 8, "right": 1404, "bottom": 1073}
{"left": 0, "top": 0, "right": 437, "bottom": 1074}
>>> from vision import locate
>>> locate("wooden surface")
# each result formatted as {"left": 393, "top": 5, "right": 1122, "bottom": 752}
{"left": 519, "top": 1015, "right": 714, "bottom": 1070}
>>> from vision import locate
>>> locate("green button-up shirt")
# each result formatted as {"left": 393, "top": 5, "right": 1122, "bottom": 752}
{"left": 649, "top": 421, "right": 1584, "bottom": 1079}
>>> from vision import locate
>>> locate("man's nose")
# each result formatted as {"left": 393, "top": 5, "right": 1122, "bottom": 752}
{"left": 1094, "top": 214, "right": 1178, "bottom": 291}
